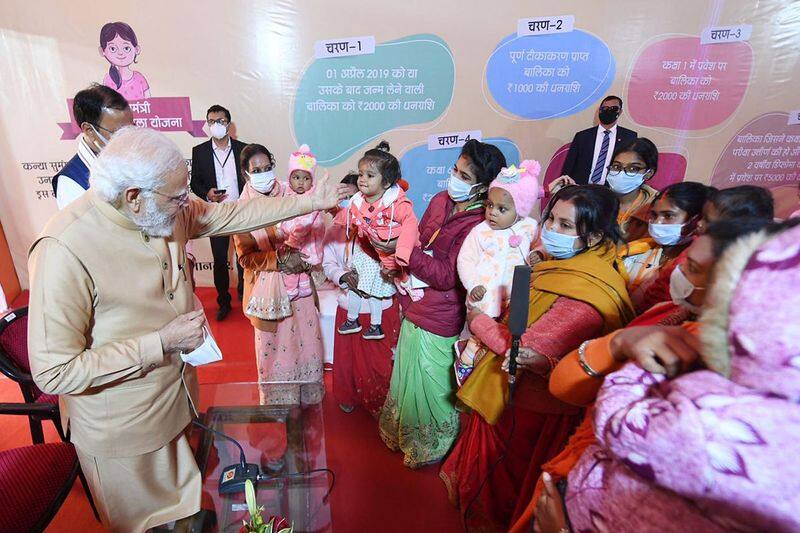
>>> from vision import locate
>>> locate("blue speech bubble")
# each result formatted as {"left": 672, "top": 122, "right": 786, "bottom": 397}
{"left": 400, "top": 138, "right": 521, "bottom": 219}
{"left": 485, "top": 30, "right": 615, "bottom": 120}
{"left": 294, "top": 34, "right": 455, "bottom": 165}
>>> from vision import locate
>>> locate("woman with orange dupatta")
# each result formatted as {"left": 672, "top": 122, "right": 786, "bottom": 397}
{"left": 622, "top": 181, "right": 711, "bottom": 312}
{"left": 509, "top": 218, "right": 771, "bottom": 533}
{"left": 440, "top": 185, "right": 635, "bottom": 532}
{"left": 548, "top": 138, "right": 660, "bottom": 243}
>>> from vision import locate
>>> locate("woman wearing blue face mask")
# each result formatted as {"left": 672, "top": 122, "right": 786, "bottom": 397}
{"left": 443, "top": 184, "right": 635, "bottom": 531}
{"left": 374, "top": 139, "right": 507, "bottom": 469}
{"left": 622, "top": 181, "right": 712, "bottom": 310}
{"left": 233, "top": 143, "right": 325, "bottom": 406}
{"left": 549, "top": 138, "right": 660, "bottom": 242}
{"left": 605, "top": 138, "right": 660, "bottom": 242}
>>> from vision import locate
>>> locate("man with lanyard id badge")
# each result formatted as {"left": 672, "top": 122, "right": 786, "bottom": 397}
{"left": 190, "top": 104, "right": 249, "bottom": 320}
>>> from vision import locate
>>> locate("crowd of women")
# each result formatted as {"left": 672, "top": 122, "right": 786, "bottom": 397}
{"left": 231, "top": 134, "right": 800, "bottom": 532}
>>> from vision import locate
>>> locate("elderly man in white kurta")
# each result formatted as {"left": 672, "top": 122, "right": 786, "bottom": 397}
{"left": 27, "top": 127, "right": 343, "bottom": 531}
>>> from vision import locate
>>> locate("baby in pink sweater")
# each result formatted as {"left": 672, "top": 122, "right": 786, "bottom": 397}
{"left": 277, "top": 145, "right": 325, "bottom": 299}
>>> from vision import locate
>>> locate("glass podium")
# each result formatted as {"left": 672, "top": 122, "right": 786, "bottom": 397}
{"left": 171, "top": 381, "right": 331, "bottom": 533}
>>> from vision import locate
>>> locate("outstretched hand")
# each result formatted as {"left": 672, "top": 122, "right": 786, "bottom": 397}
{"left": 371, "top": 237, "right": 398, "bottom": 254}
{"left": 310, "top": 169, "right": 350, "bottom": 210}
{"left": 340, "top": 271, "right": 359, "bottom": 291}
{"left": 280, "top": 250, "right": 310, "bottom": 274}
{"left": 501, "top": 346, "right": 551, "bottom": 375}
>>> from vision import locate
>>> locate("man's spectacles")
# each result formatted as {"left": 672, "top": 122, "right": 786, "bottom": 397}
{"left": 608, "top": 163, "right": 647, "bottom": 176}
{"left": 92, "top": 123, "right": 117, "bottom": 135}
{"left": 599, "top": 105, "right": 621, "bottom": 112}
{"left": 146, "top": 186, "right": 191, "bottom": 203}
{"left": 206, "top": 118, "right": 229, "bottom": 126}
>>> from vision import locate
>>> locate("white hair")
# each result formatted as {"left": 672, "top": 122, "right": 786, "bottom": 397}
{"left": 90, "top": 126, "right": 185, "bottom": 205}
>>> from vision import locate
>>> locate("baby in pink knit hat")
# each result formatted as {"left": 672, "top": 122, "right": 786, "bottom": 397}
{"left": 277, "top": 144, "right": 326, "bottom": 299}
{"left": 454, "top": 159, "right": 543, "bottom": 385}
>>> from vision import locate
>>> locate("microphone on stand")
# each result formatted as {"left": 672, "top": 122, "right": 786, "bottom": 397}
{"left": 506, "top": 265, "right": 532, "bottom": 396}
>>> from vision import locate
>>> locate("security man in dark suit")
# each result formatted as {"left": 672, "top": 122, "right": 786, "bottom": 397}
{"left": 561, "top": 95, "right": 638, "bottom": 185}
{"left": 190, "top": 104, "right": 248, "bottom": 320}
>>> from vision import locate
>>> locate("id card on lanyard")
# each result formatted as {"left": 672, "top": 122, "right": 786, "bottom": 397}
{"left": 213, "top": 145, "right": 233, "bottom": 169}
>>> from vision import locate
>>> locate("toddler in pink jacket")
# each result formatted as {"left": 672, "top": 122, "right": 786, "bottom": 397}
{"left": 335, "top": 141, "right": 418, "bottom": 341}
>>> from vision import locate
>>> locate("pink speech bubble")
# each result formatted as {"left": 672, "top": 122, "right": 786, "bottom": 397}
{"left": 711, "top": 112, "right": 800, "bottom": 218}
{"left": 627, "top": 37, "right": 752, "bottom": 130}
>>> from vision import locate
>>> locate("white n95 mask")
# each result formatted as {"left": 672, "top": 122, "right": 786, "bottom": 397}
{"left": 180, "top": 326, "right": 223, "bottom": 366}
{"left": 209, "top": 122, "right": 228, "bottom": 140}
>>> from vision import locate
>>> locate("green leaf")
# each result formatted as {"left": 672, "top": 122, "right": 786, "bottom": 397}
{"left": 245, "top": 479, "right": 258, "bottom": 518}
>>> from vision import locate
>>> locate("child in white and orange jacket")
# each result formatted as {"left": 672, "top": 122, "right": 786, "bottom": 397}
{"left": 454, "top": 160, "right": 542, "bottom": 385}
{"left": 334, "top": 141, "right": 418, "bottom": 341}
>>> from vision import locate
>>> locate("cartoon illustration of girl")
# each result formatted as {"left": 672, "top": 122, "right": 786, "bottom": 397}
{"left": 99, "top": 22, "right": 150, "bottom": 101}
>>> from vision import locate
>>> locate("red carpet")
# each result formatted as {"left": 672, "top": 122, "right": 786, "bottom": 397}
{"left": 195, "top": 288, "right": 259, "bottom": 384}
{"left": 2, "top": 289, "right": 463, "bottom": 532}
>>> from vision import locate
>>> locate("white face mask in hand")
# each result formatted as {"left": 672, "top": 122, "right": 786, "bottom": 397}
{"left": 180, "top": 326, "right": 223, "bottom": 366}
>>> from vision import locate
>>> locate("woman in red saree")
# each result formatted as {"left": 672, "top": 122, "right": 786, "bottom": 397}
{"left": 440, "top": 185, "right": 635, "bottom": 531}
{"left": 509, "top": 217, "right": 772, "bottom": 532}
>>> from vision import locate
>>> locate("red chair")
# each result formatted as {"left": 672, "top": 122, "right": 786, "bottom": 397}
{"left": 0, "top": 307, "right": 64, "bottom": 443}
{"left": 0, "top": 404, "right": 81, "bottom": 532}
{"left": 0, "top": 307, "right": 100, "bottom": 522}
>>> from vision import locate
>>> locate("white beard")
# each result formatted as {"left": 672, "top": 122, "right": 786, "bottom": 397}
{"left": 135, "top": 197, "right": 177, "bottom": 238}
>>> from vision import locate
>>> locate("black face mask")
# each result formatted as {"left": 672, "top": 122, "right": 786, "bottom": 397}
{"left": 599, "top": 106, "right": 621, "bottom": 125}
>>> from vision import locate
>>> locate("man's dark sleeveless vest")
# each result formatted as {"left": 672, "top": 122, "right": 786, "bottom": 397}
{"left": 52, "top": 154, "right": 90, "bottom": 197}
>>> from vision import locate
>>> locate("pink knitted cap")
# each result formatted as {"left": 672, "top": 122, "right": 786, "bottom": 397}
{"left": 288, "top": 144, "right": 317, "bottom": 178}
{"left": 489, "top": 159, "right": 543, "bottom": 218}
